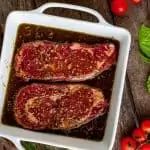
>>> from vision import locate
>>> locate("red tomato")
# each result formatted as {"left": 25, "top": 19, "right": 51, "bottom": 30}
{"left": 132, "top": 128, "right": 147, "bottom": 143}
{"left": 139, "top": 143, "right": 150, "bottom": 150}
{"left": 141, "top": 120, "right": 150, "bottom": 134}
{"left": 120, "top": 137, "right": 137, "bottom": 150}
{"left": 111, "top": 0, "right": 128, "bottom": 16}
{"left": 131, "top": 0, "right": 142, "bottom": 4}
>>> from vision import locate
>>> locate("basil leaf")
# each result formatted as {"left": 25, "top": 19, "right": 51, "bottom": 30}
{"left": 139, "top": 25, "right": 150, "bottom": 58}
{"left": 146, "top": 75, "right": 150, "bottom": 93}
{"left": 21, "top": 141, "right": 37, "bottom": 150}
{"left": 140, "top": 51, "right": 150, "bottom": 63}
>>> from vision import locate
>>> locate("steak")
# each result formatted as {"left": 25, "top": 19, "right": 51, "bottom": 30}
{"left": 14, "top": 84, "right": 107, "bottom": 130}
{"left": 15, "top": 40, "right": 117, "bottom": 81}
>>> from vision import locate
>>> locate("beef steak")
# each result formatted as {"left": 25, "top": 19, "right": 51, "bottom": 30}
{"left": 14, "top": 84, "right": 107, "bottom": 130}
{"left": 15, "top": 41, "right": 117, "bottom": 81}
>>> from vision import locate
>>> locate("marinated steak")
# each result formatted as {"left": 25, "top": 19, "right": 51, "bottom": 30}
{"left": 14, "top": 84, "right": 107, "bottom": 130}
{"left": 15, "top": 41, "right": 117, "bottom": 81}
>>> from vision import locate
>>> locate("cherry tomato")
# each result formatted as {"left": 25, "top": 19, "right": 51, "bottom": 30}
{"left": 111, "top": 0, "right": 128, "bottom": 16}
{"left": 141, "top": 120, "right": 150, "bottom": 134}
{"left": 139, "top": 143, "right": 150, "bottom": 150}
{"left": 132, "top": 128, "right": 147, "bottom": 143}
{"left": 131, "top": 0, "right": 142, "bottom": 4}
{"left": 120, "top": 137, "right": 137, "bottom": 150}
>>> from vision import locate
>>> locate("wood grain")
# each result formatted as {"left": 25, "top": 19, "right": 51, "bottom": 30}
{"left": 0, "top": 24, "right": 3, "bottom": 51}
{"left": 0, "top": 137, "right": 17, "bottom": 150}
{"left": 111, "top": 0, "right": 149, "bottom": 118}
{"left": 112, "top": 81, "right": 137, "bottom": 150}
{"left": 0, "top": 0, "right": 36, "bottom": 23}
{"left": 0, "top": 0, "right": 146, "bottom": 150}
{"left": 111, "top": 0, "right": 150, "bottom": 149}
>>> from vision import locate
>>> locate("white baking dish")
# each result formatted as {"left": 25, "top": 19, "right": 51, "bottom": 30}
{"left": 0, "top": 3, "right": 131, "bottom": 150}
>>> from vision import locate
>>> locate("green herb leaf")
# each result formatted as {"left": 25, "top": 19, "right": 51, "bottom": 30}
{"left": 139, "top": 49, "right": 150, "bottom": 63}
{"left": 21, "top": 141, "right": 68, "bottom": 150}
{"left": 21, "top": 141, "right": 37, "bottom": 150}
{"left": 146, "top": 75, "right": 150, "bottom": 93}
{"left": 139, "top": 25, "right": 150, "bottom": 58}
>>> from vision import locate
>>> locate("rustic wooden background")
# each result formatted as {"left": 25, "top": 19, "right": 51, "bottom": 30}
{"left": 0, "top": 0, "right": 149, "bottom": 150}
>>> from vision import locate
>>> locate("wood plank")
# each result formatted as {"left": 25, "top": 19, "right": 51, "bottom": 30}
{"left": 0, "top": 24, "right": 3, "bottom": 51}
{"left": 0, "top": 137, "right": 17, "bottom": 150}
{"left": 112, "top": 82, "right": 137, "bottom": 150}
{"left": 111, "top": 0, "right": 149, "bottom": 118}
{"left": 0, "top": 1, "right": 137, "bottom": 150}
{"left": 0, "top": 0, "right": 36, "bottom": 23}
{"left": 111, "top": 0, "right": 149, "bottom": 149}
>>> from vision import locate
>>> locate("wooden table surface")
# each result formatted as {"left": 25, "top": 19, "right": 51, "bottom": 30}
{"left": 0, "top": 0, "right": 149, "bottom": 150}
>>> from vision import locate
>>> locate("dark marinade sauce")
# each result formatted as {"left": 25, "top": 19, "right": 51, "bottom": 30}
{"left": 2, "top": 23, "right": 119, "bottom": 141}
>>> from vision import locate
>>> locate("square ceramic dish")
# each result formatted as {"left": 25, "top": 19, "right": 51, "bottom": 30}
{"left": 0, "top": 3, "right": 131, "bottom": 150}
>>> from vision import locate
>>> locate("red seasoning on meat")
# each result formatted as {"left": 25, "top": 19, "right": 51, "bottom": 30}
{"left": 15, "top": 40, "right": 117, "bottom": 81}
{"left": 14, "top": 84, "right": 107, "bottom": 130}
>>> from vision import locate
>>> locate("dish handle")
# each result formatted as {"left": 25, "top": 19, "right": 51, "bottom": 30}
{"left": 31, "top": 2, "right": 112, "bottom": 26}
